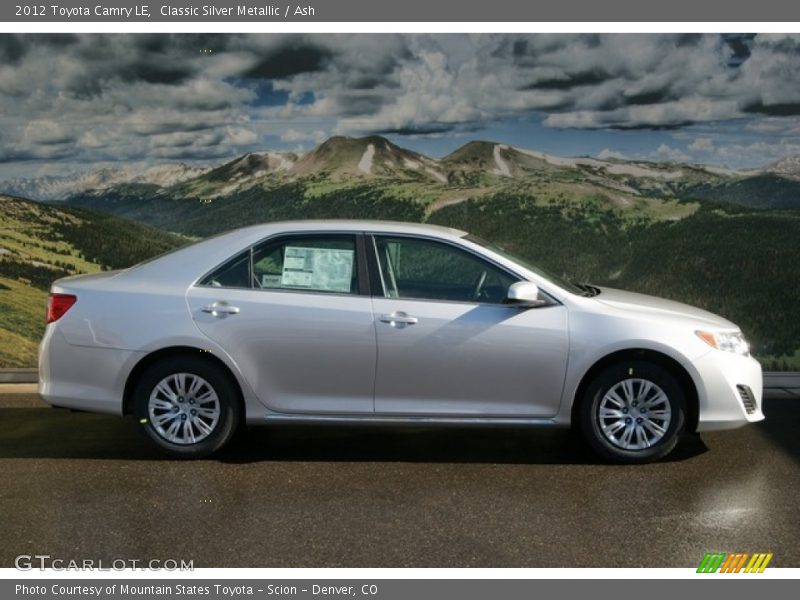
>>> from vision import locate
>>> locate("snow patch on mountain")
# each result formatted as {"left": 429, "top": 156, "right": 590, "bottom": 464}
{"left": 493, "top": 145, "right": 512, "bottom": 177}
{"left": 426, "top": 167, "right": 447, "bottom": 183}
{"left": 268, "top": 152, "right": 294, "bottom": 171}
{"left": 699, "top": 165, "right": 746, "bottom": 177}
{"left": 766, "top": 156, "right": 800, "bottom": 179}
{"left": 358, "top": 144, "right": 375, "bottom": 174}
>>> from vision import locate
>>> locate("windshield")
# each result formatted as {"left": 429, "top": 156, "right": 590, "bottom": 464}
{"left": 463, "top": 234, "right": 588, "bottom": 296}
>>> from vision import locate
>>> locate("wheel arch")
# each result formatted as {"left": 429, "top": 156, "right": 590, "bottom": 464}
{"left": 570, "top": 348, "right": 699, "bottom": 432}
{"left": 122, "top": 346, "right": 245, "bottom": 416}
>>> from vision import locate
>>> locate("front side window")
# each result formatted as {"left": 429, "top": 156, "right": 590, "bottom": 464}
{"left": 198, "top": 235, "right": 359, "bottom": 295}
{"left": 374, "top": 236, "right": 517, "bottom": 304}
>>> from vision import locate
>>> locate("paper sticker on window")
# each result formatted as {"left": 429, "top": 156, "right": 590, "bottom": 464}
{"left": 281, "top": 246, "right": 354, "bottom": 293}
{"left": 261, "top": 274, "right": 281, "bottom": 288}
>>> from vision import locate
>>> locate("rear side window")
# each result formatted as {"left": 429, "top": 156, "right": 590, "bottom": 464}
{"left": 198, "top": 251, "right": 250, "bottom": 288}
{"left": 197, "top": 235, "right": 359, "bottom": 295}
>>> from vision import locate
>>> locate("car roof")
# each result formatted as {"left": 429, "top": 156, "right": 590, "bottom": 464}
{"left": 224, "top": 220, "right": 467, "bottom": 239}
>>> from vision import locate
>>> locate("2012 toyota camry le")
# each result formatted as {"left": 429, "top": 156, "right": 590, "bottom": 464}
{"left": 38, "top": 220, "right": 764, "bottom": 463}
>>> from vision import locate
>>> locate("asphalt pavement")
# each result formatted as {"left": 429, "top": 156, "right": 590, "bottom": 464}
{"left": 1, "top": 392, "right": 798, "bottom": 568}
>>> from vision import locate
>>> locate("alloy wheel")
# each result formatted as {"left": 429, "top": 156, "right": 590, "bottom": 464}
{"left": 147, "top": 372, "right": 221, "bottom": 445}
{"left": 597, "top": 378, "right": 672, "bottom": 450}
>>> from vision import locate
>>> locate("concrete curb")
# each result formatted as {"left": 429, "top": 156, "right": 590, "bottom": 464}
{"left": 763, "top": 372, "right": 800, "bottom": 399}
{"left": 0, "top": 368, "right": 37, "bottom": 383}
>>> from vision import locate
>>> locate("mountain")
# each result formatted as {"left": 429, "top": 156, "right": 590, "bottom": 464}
{"left": 290, "top": 135, "right": 447, "bottom": 182}
{"left": 0, "top": 194, "right": 187, "bottom": 367}
{"left": 0, "top": 163, "right": 209, "bottom": 202}
{"left": 440, "top": 141, "right": 552, "bottom": 183}
{"left": 765, "top": 156, "right": 800, "bottom": 179}
{"left": 175, "top": 151, "right": 299, "bottom": 198}
{"left": 10, "top": 135, "right": 800, "bottom": 209}
{"left": 64, "top": 135, "right": 712, "bottom": 230}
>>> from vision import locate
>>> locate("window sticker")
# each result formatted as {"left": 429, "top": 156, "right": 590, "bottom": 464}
{"left": 281, "top": 246, "right": 354, "bottom": 292}
{"left": 260, "top": 274, "right": 281, "bottom": 288}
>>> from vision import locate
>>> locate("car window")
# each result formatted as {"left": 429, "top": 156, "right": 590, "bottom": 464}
{"left": 198, "top": 250, "right": 250, "bottom": 288}
{"left": 374, "top": 236, "right": 517, "bottom": 304}
{"left": 252, "top": 235, "right": 358, "bottom": 294}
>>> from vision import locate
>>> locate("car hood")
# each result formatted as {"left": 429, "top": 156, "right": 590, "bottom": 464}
{"left": 594, "top": 286, "right": 738, "bottom": 329}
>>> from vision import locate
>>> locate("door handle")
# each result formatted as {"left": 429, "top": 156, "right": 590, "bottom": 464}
{"left": 201, "top": 302, "right": 240, "bottom": 317}
{"left": 379, "top": 311, "right": 418, "bottom": 327}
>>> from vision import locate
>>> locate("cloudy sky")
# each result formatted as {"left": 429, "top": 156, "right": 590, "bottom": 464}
{"left": 3, "top": 32, "right": 800, "bottom": 178}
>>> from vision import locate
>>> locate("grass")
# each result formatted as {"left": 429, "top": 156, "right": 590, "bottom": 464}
{"left": 0, "top": 277, "right": 46, "bottom": 367}
{"left": 0, "top": 327, "right": 39, "bottom": 368}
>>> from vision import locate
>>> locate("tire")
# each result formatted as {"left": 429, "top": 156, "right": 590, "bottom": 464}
{"left": 132, "top": 356, "right": 241, "bottom": 459}
{"left": 578, "top": 361, "right": 686, "bottom": 464}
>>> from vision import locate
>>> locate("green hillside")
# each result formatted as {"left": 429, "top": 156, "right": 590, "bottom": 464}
{"left": 0, "top": 195, "right": 188, "bottom": 367}
{"left": 678, "top": 174, "right": 800, "bottom": 209}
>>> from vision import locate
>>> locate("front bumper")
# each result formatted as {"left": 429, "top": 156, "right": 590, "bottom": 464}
{"left": 693, "top": 349, "right": 764, "bottom": 432}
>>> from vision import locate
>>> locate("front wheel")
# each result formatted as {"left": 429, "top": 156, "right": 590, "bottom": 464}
{"left": 579, "top": 361, "right": 686, "bottom": 464}
{"left": 133, "top": 356, "right": 241, "bottom": 459}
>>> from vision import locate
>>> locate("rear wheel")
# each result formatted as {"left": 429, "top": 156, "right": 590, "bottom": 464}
{"left": 133, "top": 356, "right": 241, "bottom": 459}
{"left": 579, "top": 361, "right": 686, "bottom": 464}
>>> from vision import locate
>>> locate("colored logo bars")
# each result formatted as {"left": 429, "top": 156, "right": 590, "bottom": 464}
{"left": 697, "top": 552, "right": 773, "bottom": 573}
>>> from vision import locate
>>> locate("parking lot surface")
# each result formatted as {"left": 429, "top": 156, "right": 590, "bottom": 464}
{"left": 1, "top": 393, "right": 798, "bottom": 567}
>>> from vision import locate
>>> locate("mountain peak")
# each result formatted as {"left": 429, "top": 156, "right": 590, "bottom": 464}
{"left": 443, "top": 140, "right": 498, "bottom": 160}
{"left": 292, "top": 135, "right": 439, "bottom": 180}
{"left": 766, "top": 156, "right": 800, "bottom": 178}
{"left": 314, "top": 135, "right": 396, "bottom": 152}
{"left": 441, "top": 141, "right": 553, "bottom": 180}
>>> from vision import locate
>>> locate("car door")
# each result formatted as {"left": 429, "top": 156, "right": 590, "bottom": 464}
{"left": 370, "top": 234, "right": 569, "bottom": 417}
{"left": 186, "top": 233, "right": 377, "bottom": 415}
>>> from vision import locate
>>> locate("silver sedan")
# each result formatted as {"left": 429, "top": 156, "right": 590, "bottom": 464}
{"left": 39, "top": 220, "right": 764, "bottom": 462}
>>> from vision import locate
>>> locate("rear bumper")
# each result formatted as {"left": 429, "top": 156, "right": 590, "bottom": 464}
{"left": 38, "top": 326, "right": 140, "bottom": 416}
{"left": 694, "top": 350, "right": 764, "bottom": 432}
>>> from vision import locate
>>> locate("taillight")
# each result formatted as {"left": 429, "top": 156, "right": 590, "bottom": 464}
{"left": 46, "top": 293, "right": 77, "bottom": 324}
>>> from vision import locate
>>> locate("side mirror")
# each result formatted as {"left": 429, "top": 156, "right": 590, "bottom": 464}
{"left": 505, "top": 281, "right": 547, "bottom": 307}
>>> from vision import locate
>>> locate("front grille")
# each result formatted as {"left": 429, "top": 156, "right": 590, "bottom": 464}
{"left": 737, "top": 384, "right": 758, "bottom": 414}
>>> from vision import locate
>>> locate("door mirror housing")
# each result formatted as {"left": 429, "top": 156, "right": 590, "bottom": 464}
{"left": 505, "top": 281, "right": 547, "bottom": 307}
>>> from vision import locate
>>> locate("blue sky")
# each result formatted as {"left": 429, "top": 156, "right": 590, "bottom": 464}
{"left": 2, "top": 33, "right": 800, "bottom": 179}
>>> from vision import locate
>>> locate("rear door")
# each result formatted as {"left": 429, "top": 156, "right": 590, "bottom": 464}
{"left": 186, "top": 233, "right": 377, "bottom": 415}
{"left": 369, "top": 234, "right": 569, "bottom": 417}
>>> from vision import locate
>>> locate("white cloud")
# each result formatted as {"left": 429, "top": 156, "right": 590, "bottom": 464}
{"left": 655, "top": 143, "right": 691, "bottom": 163}
{"left": 689, "top": 137, "right": 715, "bottom": 151}
{"left": 3, "top": 33, "right": 800, "bottom": 171}
{"left": 597, "top": 148, "right": 628, "bottom": 160}
{"left": 712, "top": 139, "right": 800, "bottom": 167}
{"left": 280, "top": 128, "right": 327, "bottom": 143}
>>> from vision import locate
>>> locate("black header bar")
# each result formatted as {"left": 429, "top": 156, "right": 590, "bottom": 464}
{"left": 2, "top": 0, "right": 799, "bottom": 22}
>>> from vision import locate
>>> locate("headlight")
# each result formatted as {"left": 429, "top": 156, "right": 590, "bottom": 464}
{"left": 695, "top": 330, "right": 750, "bottom": 356}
